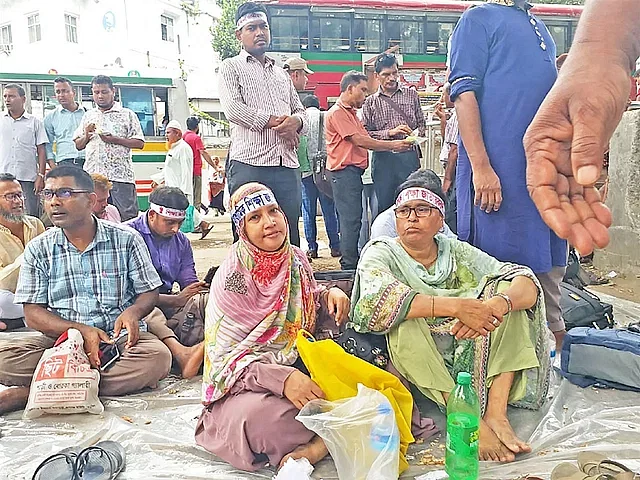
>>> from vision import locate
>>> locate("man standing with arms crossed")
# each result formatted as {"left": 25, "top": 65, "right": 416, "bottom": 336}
{"left": 44, "top": 77, "right": 86, "bottom": 168}
{"left": 0, "top": 84, "right": 48, "bottom": 217}
{"left": 219, "top": 1, "right": 307, "bottom": 246}
{"left": 362, "top": 53, "right": 425, "bottom": 212}
{"left": 74, "top": 75, "right": 145, "bottom": 221}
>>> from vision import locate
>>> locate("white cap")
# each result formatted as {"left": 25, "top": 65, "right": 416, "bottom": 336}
{"left": 166, "top": 120, "right": 182, "bottom": 132}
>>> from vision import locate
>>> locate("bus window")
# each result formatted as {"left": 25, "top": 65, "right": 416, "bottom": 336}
{"left": 311, "top": 12, "right": 351, "bottom": 52}
{"left": 546, "top": 24, "right": 568, "bottom": 54}
{"left": 426, "top": 20, "right": 456, "bottom": 55}
{"left": 120, "top": 86, "right": 155, "bottom": 137}
{"left": 354, "top": 13, "right": 383, "bottom": 53}
{"left": 269, "top": 8, "right": 309, "bottom": 51}
{"left": 154, "top": 87, "right": 168, "bottom": 136}
{"left": 387, "top": 16, "right": 424, "bottom": 54}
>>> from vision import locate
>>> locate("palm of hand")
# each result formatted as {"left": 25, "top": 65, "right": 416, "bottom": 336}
{"left": 525, "top": 63, "right": 629, "bottom": 255}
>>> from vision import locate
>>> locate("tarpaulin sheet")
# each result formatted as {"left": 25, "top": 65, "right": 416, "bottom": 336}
{"left": 1, "top": 291, "right": 639, "bottom": 480}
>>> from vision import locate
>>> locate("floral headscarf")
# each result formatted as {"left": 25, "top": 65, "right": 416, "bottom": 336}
{"left": 201, "top": 183, "right": 318, "bottom": 404}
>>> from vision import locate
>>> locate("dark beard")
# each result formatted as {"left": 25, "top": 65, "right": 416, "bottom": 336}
{"left": 0, "top": 209, "right": 25, "bottom": 223}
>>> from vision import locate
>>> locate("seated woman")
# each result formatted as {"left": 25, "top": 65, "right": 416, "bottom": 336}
{"left": 351, "top": 179, "right": 549, "bottom": 463}
{"left": 195, "top": 183, "right": 350, "bottom": 471}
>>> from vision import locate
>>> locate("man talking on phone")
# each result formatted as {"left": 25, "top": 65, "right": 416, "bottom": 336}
{"left": 127, "top": 186, "right": 206, "bottom": 379}
{"left": 0, "top": 165, "right": 171, "bottom": 415}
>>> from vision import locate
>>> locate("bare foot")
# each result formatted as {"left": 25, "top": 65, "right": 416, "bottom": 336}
{"left": 484, "top": 415, "right": 531, "bottom": 455}
{"left": 175, "top": 343, "right": 204, "bottom": 379}
{"left": 279, "top": 436, "right": 328, "bottom": 469}
{"left": 479, "top": 419, "right": 515, "bottom": 463}
{"left": 0, "top": 386, "right": 29, "bottom": 414}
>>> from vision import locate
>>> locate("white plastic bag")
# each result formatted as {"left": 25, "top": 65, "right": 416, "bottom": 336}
{"left": 273, "top": 457, "right": 313, "bottom": 480}
{"left": 24, "top": 328, "right": 103, "bottom": 419}
{"left": 296, "top": 384, "right": 400, "bottom": 480}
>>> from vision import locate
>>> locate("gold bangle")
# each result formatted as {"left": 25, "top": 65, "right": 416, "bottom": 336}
{"left": 430, "top": 295, "right": 435, "bottom": 319}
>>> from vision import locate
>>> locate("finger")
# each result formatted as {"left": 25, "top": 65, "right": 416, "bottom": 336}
{"left": 450, "top": 321, "right": 463, "bottom": 336}
{"left": 112, "top": 321, "right": 121, "bottom": 340}
{"left": 128, "top": 324, "right": 139, "bottom": 347}
{"left": 310, "top": 382, "right": 325, "bottom": 399}
{"left": 493, "top": 188, "right": 503, "bottom": 211}
{"left": 569, "top": 109, "right": 608, "bottom": 186}
{"left": 98, "top": 329, "right": 112, "bottom": 343}
{"left": 480, "top": 191, "right": 491, "bottom": 212}
{"left": 484, "top": 319, "right": 497, "bottom": 332}
{"left": 334, "top": 300, "right": 345, "bottom": 325}
{"left": 89, "top": 351, "right": 100, "bottom": 369}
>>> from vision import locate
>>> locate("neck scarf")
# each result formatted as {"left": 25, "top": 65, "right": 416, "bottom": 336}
{"left": 202, "top": 183, "right": 318, "bottom": 404}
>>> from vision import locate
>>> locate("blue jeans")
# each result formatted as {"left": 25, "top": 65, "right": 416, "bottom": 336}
{"left": 301, "top": 175, "right": 340, "bottom": 252}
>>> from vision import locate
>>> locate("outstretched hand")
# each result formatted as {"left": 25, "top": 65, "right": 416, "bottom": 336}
{"left": 524, "top": 59, "right": 629, "bottom": 255}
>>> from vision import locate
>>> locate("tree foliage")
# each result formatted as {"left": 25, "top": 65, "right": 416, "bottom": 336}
{"left": 211, "top": 0, "right": 242, "bottom": 60}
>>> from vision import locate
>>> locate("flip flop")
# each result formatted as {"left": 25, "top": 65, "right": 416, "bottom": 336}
{"left": 199, "top": 225, "right": 213, "bottom": 239}
{"left": 551, "top": 463, "right": 591, "bottom": 480}
{"left": 578, "top": 452, "right": 635, "bottom": 477}
{"left": 76, "top": 441, "right": 126, "bottom": 480}
{"left": 32, "top": 452, "right": 78, "bottom": 480}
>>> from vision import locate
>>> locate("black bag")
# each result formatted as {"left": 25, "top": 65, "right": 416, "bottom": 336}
{"left": 560, "top": 282, "right": 614, "bottom": 331}
{"left": 312, "top": 111, "right": 333, "bottom": 199}
{"left": 313, "top": 270, "right": 390, "bottom": 368}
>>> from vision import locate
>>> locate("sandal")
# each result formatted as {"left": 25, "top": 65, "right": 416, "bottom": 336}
{"left": 76, "top": 441, "right": 126, "bottom": 480}
{"left": 578, "top": 452, "right": 636, "bottom": 478}
{"left": 552, "top": 463, "right": 591, "bottom": 480}
{"left": 32, "top": 451, "right": 78, "bottom": 480}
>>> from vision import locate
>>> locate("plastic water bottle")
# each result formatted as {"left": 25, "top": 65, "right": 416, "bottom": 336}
{"left": 445, "top": 372, "right": 480, "bottom": 480}
{"left": 369, "top": 403, "right": 399, "bottom": 452}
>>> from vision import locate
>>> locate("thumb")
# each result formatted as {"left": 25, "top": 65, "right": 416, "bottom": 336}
{"left": 98, "top": 329, "right": 112, "bottom": 343}
{"left": 570, "top": 112, "right": 607, "bottom": 186}
{"left": 326, "top": 292, "right": 336, "bottom": 315}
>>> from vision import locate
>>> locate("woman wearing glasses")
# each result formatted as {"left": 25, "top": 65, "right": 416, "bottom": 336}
{"left": 349, "top": 179, "right": 549, "bottom": 464}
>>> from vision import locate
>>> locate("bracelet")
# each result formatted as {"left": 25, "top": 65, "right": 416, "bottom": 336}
{"left": 494, "top": 292, "right": 513, "bottom": 315}
{"left": 37, "top": 173, "right": 45, "bottom": 178}
{"left": 430, "top": 295, "right": 435, "bottom": 319}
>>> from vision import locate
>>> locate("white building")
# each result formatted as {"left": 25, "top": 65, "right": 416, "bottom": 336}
{"left": 0, "top": 0, "right": 220, "bottom": 104}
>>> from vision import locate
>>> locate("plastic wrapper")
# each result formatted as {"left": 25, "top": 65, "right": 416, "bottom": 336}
{"left": 273, "top": 458, "right": 313, "bottom": 480}
{"left": 296, "top": 384, "right": 400, "bottom": 480}
{"left": 2, "top": 291, "right": 640, "bottom": 479}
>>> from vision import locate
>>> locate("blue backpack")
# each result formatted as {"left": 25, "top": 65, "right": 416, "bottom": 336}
{"left": 561, "top": 327, "right": 640, "bottom": 392}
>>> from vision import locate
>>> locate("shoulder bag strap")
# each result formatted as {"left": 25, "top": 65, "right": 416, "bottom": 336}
{"left": 379, "top": 93, "right": 414, "bottom": 128}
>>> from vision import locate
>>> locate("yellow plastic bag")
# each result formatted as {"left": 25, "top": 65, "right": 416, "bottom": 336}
{"left": 296, "top": 330, "right": 415, "bottom": 472}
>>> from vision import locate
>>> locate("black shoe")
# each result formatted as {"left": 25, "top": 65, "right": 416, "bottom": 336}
{"left": 330, "top": 248, "right": 342, "bottom": 258}
{"left": 307, "top": 250, "right": 318, "bottom": 259}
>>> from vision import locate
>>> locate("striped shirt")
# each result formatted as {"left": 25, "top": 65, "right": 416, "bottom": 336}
{"left": 15, "top": 219, "right": 162, "bottom": 333}
{"left": 439, "top": 110, "right": 459, "bottom": 165}
{"left": 361, "top": 86, "right": 426, "bottom": 140}
{"left": 219, "top": 50, "right": 307, "bottom": 168}
{"left": 43, "top": 104, "right": 87, "bottom": 163}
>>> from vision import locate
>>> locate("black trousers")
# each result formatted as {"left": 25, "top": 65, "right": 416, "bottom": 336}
{"left": 331, "top": 166, "right": 363, "bottom": 270}
{"left": 371, "top": 149, "right": 421, "bottom": 212}
{"left": 227, "top": 160, "right": 302, "bottom": 247}
{"left": 18, "top": 181, "right": 39, "bottom": 217}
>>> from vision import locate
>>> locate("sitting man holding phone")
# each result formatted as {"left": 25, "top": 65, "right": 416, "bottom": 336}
{"left": 126, "top": 186, "right": 206, "bottom": 378}
{"left": 0, "top": 165, "right": 172, "bottom": 415}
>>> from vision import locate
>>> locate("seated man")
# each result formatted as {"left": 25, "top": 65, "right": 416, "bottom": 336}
{"left": 0, "top": 173, "right": 45, "bottom": 331}
{"left": 126, "top": 186, "right": 205, "bottom": 378}
{"left": 91, "top": 173, "right": 121, "bottom": 223}
{"left": 0, "top": 165, "right": 171, "bottom": 414}
{"left": 351, "top": 178, "right": 549, "bottom": 463}
{"left": 371, "top": 169, "right": 455, "bottom": 241}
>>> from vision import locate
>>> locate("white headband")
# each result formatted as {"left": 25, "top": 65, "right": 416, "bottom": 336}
{"left": 231, "top": 189, "right": 278, "bottom": 226}
{"left": 395, "top": 187, "right": 445, "bottom": 217}
{"left": 236, "top": 12, "right": 268, "bottom": 31}
{"left": 149, "top": 202, "right": 186, "bottom": 219}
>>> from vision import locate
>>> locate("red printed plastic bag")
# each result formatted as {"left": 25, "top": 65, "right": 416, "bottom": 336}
{"left": 24, "top": 328, "right": 103, "bottom": 419}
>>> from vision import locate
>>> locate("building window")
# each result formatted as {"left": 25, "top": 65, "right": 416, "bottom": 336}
{"left": 27, "top": 13, "right": 41, "bottom": 43}
{"left": 0, "top": 24, "right": 12, "bottom": 54}
{"left": 161, "top": 15, "right": 174, "bottom": 42}
{"left": 65, "top": 14, "right": 78, "bottom": 43}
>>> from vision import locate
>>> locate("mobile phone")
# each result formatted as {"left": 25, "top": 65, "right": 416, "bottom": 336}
{"left": 203, "top": 265, "right": 219, "bottom": 285}
{"left": 98, "top": 342, "right": 121, "bottom": 371}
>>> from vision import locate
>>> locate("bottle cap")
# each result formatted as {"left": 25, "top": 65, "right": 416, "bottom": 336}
{"left": 457, "top": 372, "right": 472, "bottom": 385}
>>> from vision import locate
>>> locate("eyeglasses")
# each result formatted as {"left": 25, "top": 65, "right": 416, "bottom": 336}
{"left": 40, "top": 188, "right": 91, "bottom": 200}
{"left": 1, "top": 192, "right": 24, "bottom": 202}
{"left": 394, "top": 205, "right": 438, "bottom": 219}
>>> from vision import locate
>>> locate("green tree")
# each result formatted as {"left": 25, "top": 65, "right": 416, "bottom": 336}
{"left": 211, "top": 0, "right": 243, "bottom": 60}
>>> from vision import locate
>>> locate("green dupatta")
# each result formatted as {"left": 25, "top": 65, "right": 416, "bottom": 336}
{"left": 350, "top": 235, "right": 550, "bottom": 414}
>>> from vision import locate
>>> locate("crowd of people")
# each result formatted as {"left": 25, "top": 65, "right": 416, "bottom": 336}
{"left": 0, "top": 0, "right": 639, "bottom": 474}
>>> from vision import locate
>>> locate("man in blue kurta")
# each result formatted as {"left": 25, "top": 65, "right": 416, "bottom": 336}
{"left": 126, "top": 186, "right": 205, "bottom": 378}
{"left": 449, "top": 0, "right": 567, "bottom": 458}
